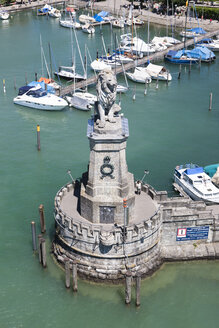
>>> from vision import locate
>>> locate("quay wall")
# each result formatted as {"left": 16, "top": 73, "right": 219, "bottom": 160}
{"left": 53, "top": 181, "right": 219, "bottom": 282}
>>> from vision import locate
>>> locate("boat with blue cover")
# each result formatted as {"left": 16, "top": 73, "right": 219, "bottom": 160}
{"left": 180, "top": 27, "right": 207, "bottom": 38}
{"left": 196, "top": 38, "right": 219, "bottom": 52}
{"left": 13, "top": 85, "right": 68, "bottom": 111}
{"left": 174, "top": 164, "right": 219, "bottom": 204}
{"left": 164, "top": 50, "right": 199, "bottom": 64}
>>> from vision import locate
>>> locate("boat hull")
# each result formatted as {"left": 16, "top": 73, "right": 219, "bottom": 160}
{"left": 13, "top": 99, "right": 67, "bottom": 111}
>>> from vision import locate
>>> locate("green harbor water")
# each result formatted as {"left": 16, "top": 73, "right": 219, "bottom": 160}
{"left": 1, "top": 9, "right": 219, "bottom": 328}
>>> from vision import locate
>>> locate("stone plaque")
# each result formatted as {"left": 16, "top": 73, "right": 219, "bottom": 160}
{"left": 100, "top": 206, "right": 115, "bottom": 224}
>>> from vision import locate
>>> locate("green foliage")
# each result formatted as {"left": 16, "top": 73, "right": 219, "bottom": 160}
{"left": 196, "top": 6, "right": 219, "bottom": 19}
{"left": 0, "top": 0, "right": 13, "bottom": 6}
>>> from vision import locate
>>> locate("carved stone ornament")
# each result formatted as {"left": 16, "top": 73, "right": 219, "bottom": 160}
{"left": 100, "top": 156, "right": 114, "bottom": 179}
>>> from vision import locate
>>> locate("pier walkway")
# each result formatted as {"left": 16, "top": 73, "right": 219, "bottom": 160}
{"left": 59, "top": 29, "right": 219, "bottom": 97}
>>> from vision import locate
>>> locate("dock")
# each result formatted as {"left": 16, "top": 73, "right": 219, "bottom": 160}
{"left": 59, "top": 29, "right": 219, "bottom": 97}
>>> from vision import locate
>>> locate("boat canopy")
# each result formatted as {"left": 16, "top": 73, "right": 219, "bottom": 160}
{"left": 18, "top": 85, "right": 33, "bottom": 95}
{"left": 28, "top": 81, "right": 55, "bottom": 94}
{"left": 184, "top": 167, "right": 204, "bottom": 175}
{"left": 187, "top": 27, "right": 206, "bottom": 34}
{"left": 98, "top": 11, "right": 109, "bottom": 17}
{"left": 146, "top": 63, "right": 164, "bottom": 74}
{"left": 204, "top": 164, "right": 219, "bottom": 178}
{"left": 166, "top": 50, "right": 177, "bottom": 57}
{"left": 192, "top": 46, "right": 215, "bottom": 60}
{"left": 93, "top": 14, "right": 103, "bottom": 22}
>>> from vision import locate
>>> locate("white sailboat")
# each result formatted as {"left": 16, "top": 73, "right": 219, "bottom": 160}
{"left": 126, "top": 67, "right": 152, "bottom": 83}
{"left": 145, "top": 63, "right": 172, "bottom": 81}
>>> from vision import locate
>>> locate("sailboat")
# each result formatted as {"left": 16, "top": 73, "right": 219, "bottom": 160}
{"left": 54, "top": 24, "right": 86, "bottom": 81}
{"left": 65, "top": 48, "right": 96, "bottom": 110}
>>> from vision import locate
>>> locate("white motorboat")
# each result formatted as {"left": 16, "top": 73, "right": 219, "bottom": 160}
{"left": 145, "top": 63, "right": 172, "bottom": 81}
{"left": 82, "top": 23, "right": 95, "bottom": 34}
{"left": 54, "top": 65, "right": 86, "bottom": 80}
{"left": 59, "top": 19, "right": 81, "bottom": 29}
{"left": 174, "top": 164, "right": 219, "bottom": 204}
{"left": 79, "top": 14, "right": 96, "bottom": 24}
{"left": 116, "top": 85, "right": 129, "bottom": 93}
{"left": 112, "top": 53, "right": 134, "bottom": 64}
{"left": 132, "top": 17, "right": 144, "bottom": 25}
{"left": 120, "top": 34, "right": 155, "bottom": 56}
{"left": 180, "top": 27, "right": 206, "bottom": 39}
{"left": 0, "top": 10, "right": 9, "bottom": 20}
{"left": 13, "top": 85, "right": 67, "bottom": 111}
{"left": 197, "top": 38, "right": 219, "bottom": 52}
{"left": 49, "top": 8, "right": 61, "bottom": 18}
{"left": 66, "top": 94, "right": 92, "bottom": 111}
{"left": 126, "top": 67, "right": 152, "bottom": 83}
{"left": 112, "top": 19, "right": 124, "bottom": 28}
{"left": 73, "top": 91, "right": 97, "bottom": 105}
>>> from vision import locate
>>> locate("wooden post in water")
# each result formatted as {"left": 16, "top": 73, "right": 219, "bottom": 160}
{"left": 39, "top": 204, "right": 46, "bottom": 233}
{"left": 14, "top": 77, "right": 16, "bottom": 90}
{"left": 41, "top": 238, "right": 47, "bottom": 268}
{"left": 37, "top": 125, "right": 41, "bottom": 151}
{"left": 178, "top": 65, "right": 181, "bottom": 80}
{"left": 65, "top": 259, "right": 71, "bottom": 288}
{"left": 209, "top": 92, "right": 213, "bottom": 111}
{"left": 38, "top": 234, "right": 43, "bottom": 263}
{"left": 135, "top": 274, "right": 141, "bottom": 307}
{"left": 72, "top": 260, "right": 78, "bottom": 292}
{"left": 125, "top": 271, "right": 132, "bottom": 304}
{"left": 25, "top": 72, "right": 28, "bottom": 85}
{"left": 3, "top": 79, "right": 6, "bottom": 93}
{"left": 35, "top": 72, "right": 38, "bottom": 81}
{"left": 31, "top": 221, "right": 37, "bottom": 251}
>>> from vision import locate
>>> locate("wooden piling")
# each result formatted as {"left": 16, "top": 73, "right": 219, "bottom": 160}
{"left": 72, "top": 260, "right": 78, "bottom": 292}
{"left": 135, "top": 274, "right": 141, "bottom": 307}
{"left": 3, "top": 79, "right": 6, "bottom": 93}
{"left": 39, "top": 204, "right": 46, "bottom": 233}
{"left": 31, "top": 221, "right": 37, "bottom": 251}
{"left": 209, "top": 92, "right": 213, "bottom": 111}
{"left": 178, "top": 65, "right": 181, "bottom": 80}
{"left": 125, "top": 271, "right": 132, "bottom": 304}
{"left": 25, "top": 72, "right": 28, "bottom": 85}
{"left": 189, "top": 60, "right": 191, "bottom": 73}
{"left": 35, "top": 72, "right": 38, "bottom": 81}
{"left": 65, "top": 259, "right": 71, "bottom": 288}
{"left": 38, "top": 234, "right": 43, "bottom": 263}
{"left": 37, "top": 124, "right": 41, "bottom": 151}
{"left": 41, "top": 238, "right": 47, "bottom": 268}
{"left": 14, "top": 77, "right": 16, "bottom": 90}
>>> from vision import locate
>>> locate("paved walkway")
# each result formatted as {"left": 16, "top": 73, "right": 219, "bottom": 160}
{"left": 60, "top": 187, "right": 158, "bottom": 230}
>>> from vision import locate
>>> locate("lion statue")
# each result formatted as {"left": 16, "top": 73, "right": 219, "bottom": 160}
{"left": 95, "top": 69, "right": 121, "bottom": 128}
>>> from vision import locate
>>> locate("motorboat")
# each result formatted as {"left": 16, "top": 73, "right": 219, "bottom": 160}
{"left": 112, "top": 19, "right": 125, "bottom": 28}
{"left": 164, "top": 50, "right": 199, "bottom": 64}
{"left": 59, "top": 19, "right": 81, "bottom": 29}
{"left": 196, "top": 38, "right": 219, "bottom": 52}
{"left": 116, "top": 85, "right": 129, "bottom": 93}
{"left": 65, "top": 7, "right": 76, "bottom": 18}
{"left": 174, "top": 164, "right": 219, "bottom": 204}
{"left": 145, "top": 63, "right": 172, "bottom": 81}
{"left": 13, "top": 85, "right": 67, "bottom": 111}
{"left": 204, "top": 164, "right": 219, "bottom": 187}
{"left": 126, "top": 67, "right": 152, "bottom": 83}
{"left": 79, "top": 14, "right": 96, "bottom": 24}
{"left": 112, "top": 52, "right": 134, "bottom": 64}
{"left": 0, "top": 10, "right": 9, "bottom": 20}
{"left": 132, "top": 17, "right": 144, "bottom": 25}
{"left": 120, "top": 34, "right": 155, "bottom": 56}
{"left": 152, "top": 36, "right": 181, "bottom": 48}
{"left": 73, "top": 91, "right": 97, "bottom": 105}
{"left": 49, "top": 8, "right": 61, "bottom": 18}
{"left": 38, "top": 4, "right": 53, "bottom": 15}
{"left": 82, "top": 23, "right": 95, "bottom": 34}
{"left": 54, "top": 65, "right": 86, "bottom": 80}
{"left": 38, "top": 77, "right": 61, "bottom": 91}
{"left": 65, "top": 94, "right": 92, "bottom": 111}
{"left": 180, "top": 27, "right": 206, "bottom": 38}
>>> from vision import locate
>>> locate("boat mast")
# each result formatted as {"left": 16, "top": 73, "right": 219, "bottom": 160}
{"left": 184, "top": 0, "right": 189, "bottom": 50}
{"left": 40, "top": 35, "right": 44, "bottom": 77}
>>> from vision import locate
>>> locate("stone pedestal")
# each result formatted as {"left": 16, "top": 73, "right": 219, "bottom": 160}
{"left": 80, "top": 115, "right": 135, "bottom": 225}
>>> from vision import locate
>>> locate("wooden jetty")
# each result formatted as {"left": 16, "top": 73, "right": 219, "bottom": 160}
{"left": 59, "top": 29, "right": 219, "bottom": 97}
